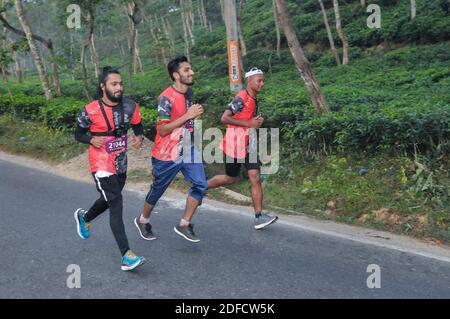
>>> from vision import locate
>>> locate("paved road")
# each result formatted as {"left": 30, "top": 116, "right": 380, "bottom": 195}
{"left": 0, "top": 159, "right": 449, "bottom": 298}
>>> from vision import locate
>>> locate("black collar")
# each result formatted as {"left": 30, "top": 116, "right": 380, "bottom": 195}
{"left": 100, "top": 99, "right": 120, "bottom": 107}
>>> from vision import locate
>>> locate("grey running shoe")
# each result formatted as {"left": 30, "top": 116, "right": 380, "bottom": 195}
{"left": 174, "top": 224, "right": 200, "bottom": 243}
{"left": 254, "top": 212, "right": 278, "bottom": 230}
{"left": 134, "top": 217, "right": 156, "bottom": 241}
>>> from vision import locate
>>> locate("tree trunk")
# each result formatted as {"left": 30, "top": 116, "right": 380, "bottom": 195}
{"left": 332, "top": 0, "right": 349, "bottom": 65}
{"left": 145, "top": 13, "right": 167, "bottom": 64}
{"left": 89, "top": 42, "right": 95, "bottom": 74}
{"left": 118, "top": 42, "right": 126, "bottom": 60}
{"left": 219, "top": 0, "right": 225, "bottom": 22}
{"left": 81, "top": 0, "right": 94, "bottom": 101}
{"left": 272, "top": 0, "right": 281, "bottom": 58}
{"left": 410, "top": 0, "right": 416, "bottom": 20}
{"left": 223, "top": 0, "right": 243, "bottom": 92}
{"left": 90, "top": 33, "right": 100, "bottom": 78}
{"left": 274, "top": 0, "right": 330, "bottom": 114}
{"left": 2, "top": 6, "right": 61, "bottom": 95}
{"left": 69, "top": 32, "right": 75, "bottom": 80}
{"left": 1, "top": 10, "right": 8, "bottom": 84}
{"left": 1, "top": 68, "right": 8, "bottom": 84}
{"left": 135, "top": 29, "right": 144, "bottom": 73}
{"left": 181, "top": 0, "right": 195, "bottom": 46}
{"left": 13, "top": 51, "right": 23, "bottom": 83}
{"left": 199, "top": 0, "right": 208, "bottom": 29}
{"left": 189, "top": 0, "right": 195, "bottom": 33}
{"left": 319, "top": 0, "right": 340, "bottom": 65}
{"left": 126, "top": 3, "right": 136, "bottom": 84}
{"left": 237, "top": 0, "right": 247, "bottom": 57}
{"left": 162, "top": 16, "right": 175, "bottom": 56}
{"left": 14, "top": 0, "right": 52, "bottom": 99}
{"left": 360, "top": 0, "right": 366, "bottom": 6}
{"left": 48, "top": 46, "right": 61, "bottom": 96}
{"left": 180, "top": 8, "right": 191, "bottom": 60}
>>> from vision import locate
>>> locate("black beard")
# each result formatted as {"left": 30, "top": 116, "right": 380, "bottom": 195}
{"left": 181, "top": 77, "right": 194, "bottom": 86}
{"left": 105, "top": 89, "right": 123, "bottom": 103}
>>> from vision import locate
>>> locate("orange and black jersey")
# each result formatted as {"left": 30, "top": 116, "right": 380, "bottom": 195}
{"left": 75, "top": 98, "right": 143, "bottom": 174}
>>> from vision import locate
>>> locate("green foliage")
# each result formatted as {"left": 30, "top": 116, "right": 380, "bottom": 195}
{"left": 0, "top": 114, "right": 86, "bottom": 162}
{"left": 0, "top": 93, "right": 46, "bottom": 120}
{"left": 238, "top": 153, "right": 450, "bottom": 242}
{"left": 39, "top": 97, "right": 85, "bottom": 129}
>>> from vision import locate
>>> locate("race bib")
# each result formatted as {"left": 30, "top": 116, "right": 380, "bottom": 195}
{"left": 105, "top": 135, "right": 127, "bottom": 154}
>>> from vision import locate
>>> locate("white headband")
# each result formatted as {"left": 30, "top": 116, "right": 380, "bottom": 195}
{"left": 245, "top": 67, "right": 264, "bottom": 79}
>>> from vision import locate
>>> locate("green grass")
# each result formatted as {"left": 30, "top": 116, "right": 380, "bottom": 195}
{"left": 209, "top": 154, "right": 450, "bottom": 243}
{"left": 0, "top": 115, "right": 87, "bottom": 163}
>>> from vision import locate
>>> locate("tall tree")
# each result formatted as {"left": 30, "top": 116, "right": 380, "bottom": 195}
{"left": 319, "top": 0, "right": 340, "bottom": 65}
{"left": 180, "top": 0, "right": 195, "bottom": 46}
{"left": 134, "top": 28, "right": 143, "bottom": 72}
{"left": 223, "top": 0, "right": 243, "bottom": 92}
{"left": 12, "top": 50, "right": 22, "bottom": 83}
{"left": 126, "top": 0, "right": 143, "bottom": 83}
{"left": 162, "top": 16, "right": 175, "bottom": 56}
{"left": 0, "top": 14, "right": 61, "bottom": 96}
{"left": 80, "top": 0, "right": 94, "bottom": 101}
{"left": 237, "top": 0, "right": 247, "bottom": 57}
{"left": 1, "top": 7, "right": 9, "bottom": 83}
{"left": 274, "top": 0, "right": 330, "bottom": 114}
{"left": 142, "top": 12, "right": 167, "bottom": 64}
{"left": 272, "top": 0, "right": 281, "bottom": 58}
{"left": 180, "top": 0, "right": 191, "bottom": 59}
{"left": 219, "top": 0, "right": 225, "bottom": 22}
{"left": 14, "top": 0, "right": 52, "bottom": 99}
{"left": 90, "top": 33, "right": 100, "bottom": 78}
{"left": 410, "top": 0, "right": 416, "bottom": 20}
{"left": 188, "top": 0, "right": 195, "bottom": 32}
{"left": 332, "top": 0, "right": 349, "bottom": 65}
{"left": 198, "top": 0, "right": 208, "bottom": 29}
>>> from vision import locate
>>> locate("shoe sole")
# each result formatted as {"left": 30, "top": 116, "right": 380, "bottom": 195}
{"left": 254, "top": 216, "right": 278, "bottom": 230}
{"left": 134, "top": 218, "right": 156, "bottom": 241}
{"left": 173, "top": 227, "right": 200, "bottom": 243}
{"left": 121, "top": 257, "right": 146, "bottom": 271}
{"left": 74, "top": 208, "right": 88, "bottom": 239}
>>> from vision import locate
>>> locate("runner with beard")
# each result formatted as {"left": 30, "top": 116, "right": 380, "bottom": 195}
{"left": 134, "top": 56, "right": 207, "bottom": 243}
{"left": 74, "top": 66, "right": 146, "bottom": 271}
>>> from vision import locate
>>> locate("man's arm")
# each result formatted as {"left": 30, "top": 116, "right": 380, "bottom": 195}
{"left": 221, "top": 109, "right": 263, "bottom": 128}
{"left": 156, "top": 96, "right": 203, "bottom": 137}
{"left": 74, "top": 107, "right": 92, "bottom": 144}
{"left": 74, "top": 107, "right": 104, "bottom": 148}
{"left": 74, "top": 125, "right": 93, "bottom": 144}
{"left": 221, "top": 97, "right": 263, "bottom": 128}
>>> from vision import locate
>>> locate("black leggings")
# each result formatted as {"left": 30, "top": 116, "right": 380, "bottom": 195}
{"left": 84, "top": 173, "right": 130, "bottom": 256}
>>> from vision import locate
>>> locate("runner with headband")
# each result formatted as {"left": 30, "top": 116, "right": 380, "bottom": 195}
{"left": 207, "top": 67, "right": 278, "bottom": 230}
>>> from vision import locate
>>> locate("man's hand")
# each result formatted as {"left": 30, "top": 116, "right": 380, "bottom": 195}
{"left": 186, "top": 104, "right": 204, "bottom": 120}
{"left": 132, "top": 135, "right": 144, "bottom": 150}
{"left": 90, "top": 136, "right": 106, "bottom": 148}
{"left": 249, "top": 115, "right": 264, "bottom": 128}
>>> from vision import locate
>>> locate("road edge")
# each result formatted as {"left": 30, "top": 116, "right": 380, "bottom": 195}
{"left": 1, "top": 150, "right": 449, "bottom": 263}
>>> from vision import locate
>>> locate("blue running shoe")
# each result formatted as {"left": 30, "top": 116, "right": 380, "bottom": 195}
{"left": 74, "top": 208, "right": 91, "bottom": 239}
{"left": 121, "top": 250, "right": 146, "bottom": 271}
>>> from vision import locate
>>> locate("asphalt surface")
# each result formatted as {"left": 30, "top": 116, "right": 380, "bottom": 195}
{"left": 0, "top": 158, "right": 449, "bottom": 298}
